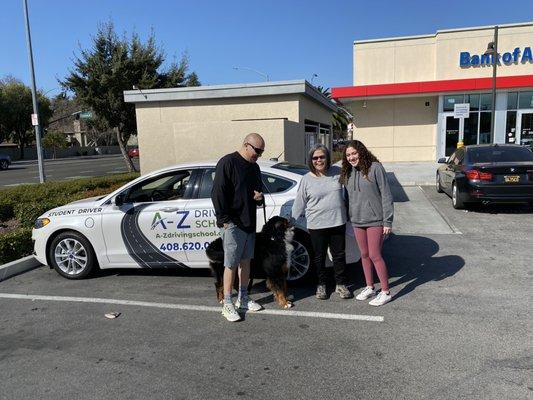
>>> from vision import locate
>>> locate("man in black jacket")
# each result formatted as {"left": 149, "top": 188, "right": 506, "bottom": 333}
{"left": 211, "top": 133, "right": 265, "bottom": 322}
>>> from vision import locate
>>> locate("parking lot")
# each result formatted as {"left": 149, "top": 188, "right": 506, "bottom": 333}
{"left": 0, "top": 185, "right": 532, "bottom": 400}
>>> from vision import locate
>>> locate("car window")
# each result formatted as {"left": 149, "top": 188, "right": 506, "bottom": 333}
{"left": 454, "top": 149, "right": 464, "bottom": 165}
{"left": 467, "top": 146, "right": 533, "bottom": 163}
{"left": 126, "top": 169, "right": 194, "bottom": 203}
{"left": 197, "top": 168, "right": 216, "bottom": 199}
{"left": 262, "top": 173, "right": 295, "bottom": 193}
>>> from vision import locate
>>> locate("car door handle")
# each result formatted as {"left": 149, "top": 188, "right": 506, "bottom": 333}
{"left": 159, "top": 207, "right": 179, "bottom": 213}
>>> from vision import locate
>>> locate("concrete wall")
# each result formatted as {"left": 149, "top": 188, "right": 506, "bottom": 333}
{"left": 347, "top": 96, "right": 438, "bottom": 161}
{"left": 354, "top": 24, "right": 533, "bottom": 85}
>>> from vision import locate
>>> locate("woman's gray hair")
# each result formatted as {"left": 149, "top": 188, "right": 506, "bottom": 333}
{"left": 307, "top": 144, "right": 331, "bottom": 174}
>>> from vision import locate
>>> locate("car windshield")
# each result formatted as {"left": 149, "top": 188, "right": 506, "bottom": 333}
{"left": 271, "top": 162, "right": 309, "bottom": 175}
{"left": 468, "top": 147, "right": 533, "bottom": 163}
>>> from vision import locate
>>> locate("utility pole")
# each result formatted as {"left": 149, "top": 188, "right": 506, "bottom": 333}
{"left": 23, "top": 0, "right": 46, "bottom": 183}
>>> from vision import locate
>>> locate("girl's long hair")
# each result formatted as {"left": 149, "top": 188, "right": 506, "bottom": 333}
{"left": 339, "top": 140, "right": 379, "bottom": 184}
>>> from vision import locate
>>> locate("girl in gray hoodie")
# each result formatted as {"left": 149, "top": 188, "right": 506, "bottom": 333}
{"left": 340, "top": 140, "right": 394, "bottom": 306}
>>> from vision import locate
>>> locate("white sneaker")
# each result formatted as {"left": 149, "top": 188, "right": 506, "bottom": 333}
{"left": 369, "top": 291, "right": 392, "bottom": 306}
{"left": 235, "top": 298, "right": 263, "bottom": 312}
{"left": 355, "top": 286, "right": 376, "bottom": 301}
{"left": 222, "top": 302, "right": 241, "bottom": 322}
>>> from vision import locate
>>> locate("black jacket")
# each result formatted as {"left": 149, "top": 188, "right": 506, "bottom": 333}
{"left": 211, "top": 152, "right": 263, "bottom": 233}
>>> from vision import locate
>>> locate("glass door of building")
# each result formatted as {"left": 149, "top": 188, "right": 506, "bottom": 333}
{"left": 444, "top": 115, "right": 459, "bottom": 156}
{"left": 517, "top": 111, "right": 533, "bottom": 147}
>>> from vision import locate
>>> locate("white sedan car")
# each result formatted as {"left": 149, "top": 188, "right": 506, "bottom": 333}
{"left": 32, "top": 160, "right": 360, "bottom": 280}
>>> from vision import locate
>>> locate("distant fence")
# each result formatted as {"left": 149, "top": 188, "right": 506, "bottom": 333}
{"left": 1, "top": 146, "right": 124, "bottom": 161}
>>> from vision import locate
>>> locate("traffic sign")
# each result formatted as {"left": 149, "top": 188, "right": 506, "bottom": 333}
{"left": 79, "top": 111, "right": 93, "bottom": 120}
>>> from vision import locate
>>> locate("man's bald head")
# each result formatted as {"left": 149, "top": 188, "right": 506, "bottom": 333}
{"left": 239, "top": 133, "right": 265, "bottom": 163}
{"left": 243, "top": 133, "right": 265, "bottom": 147}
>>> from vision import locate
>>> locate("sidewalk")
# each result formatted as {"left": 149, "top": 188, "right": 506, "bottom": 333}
{"left": 382, "top": 161, "right": 439, "bottom": 187}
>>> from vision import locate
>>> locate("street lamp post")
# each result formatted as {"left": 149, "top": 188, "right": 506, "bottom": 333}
{"left": 23, "top": 0, "right": 45, "bottom": 183}
{"left": 486, "top": 25, "right": 499, "bottom": 142}
{"left": 233, "top": 66, "right": 270, "bottom": 82}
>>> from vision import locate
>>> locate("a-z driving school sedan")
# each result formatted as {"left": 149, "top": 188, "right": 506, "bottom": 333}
{"left": 32, "top": 160, "right": 360, "bottom": 281}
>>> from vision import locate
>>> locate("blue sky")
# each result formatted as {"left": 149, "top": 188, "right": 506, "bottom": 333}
{"left": 1, "top": 0, "right": 532, "bottom": 95}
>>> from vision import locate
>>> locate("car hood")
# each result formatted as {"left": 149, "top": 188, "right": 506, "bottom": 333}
{"left": 41, "top": 196, "right": 105, "bottom": 218}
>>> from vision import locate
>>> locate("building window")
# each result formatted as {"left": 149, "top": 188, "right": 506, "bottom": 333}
{"left": 507, "top": 92, "right": 518, "bottom": 110}
{"left": 518, "top": 91, "right": 533, "bottom": 109}
{"left": 443, "top": 95, "right": 464, "bottom": 111}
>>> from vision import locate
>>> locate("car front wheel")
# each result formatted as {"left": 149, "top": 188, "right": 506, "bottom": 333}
{"left": 287, "top": 232, "right": 314, "bottom": 282}
{"left": 0, "top": 160, "right": 8, "bottom": 170}
{"left": 436, "top": 173, "right": 444, "bottom": 193}
{"left": 48, "top": 231, "right": 97, "bottom": 279}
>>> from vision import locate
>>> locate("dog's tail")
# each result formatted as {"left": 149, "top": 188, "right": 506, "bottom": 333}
{"left": 205, "top": 238, "right": 224, "bottom": 263}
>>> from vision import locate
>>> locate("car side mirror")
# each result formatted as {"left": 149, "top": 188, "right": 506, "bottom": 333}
{"left": 437, "top": 157, "right": 447, "bottom": 164}
{"left": 115, "top": 193, "right": 126, "bottom": 207}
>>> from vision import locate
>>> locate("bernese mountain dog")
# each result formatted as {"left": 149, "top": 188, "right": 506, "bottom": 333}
{"left": 206, "top": 216, "right": 294, "bottom": 309}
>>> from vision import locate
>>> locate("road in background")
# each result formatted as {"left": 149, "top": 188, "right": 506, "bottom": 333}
{"left": 0, "top": 155, "right": 140, "bottom": 187}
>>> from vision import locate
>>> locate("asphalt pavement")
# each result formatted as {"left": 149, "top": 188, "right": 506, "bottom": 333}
{"left": 0, "top": 185, "right": 531, "bottom": 400}
{"left": 0, "top": 155, "right": 140, "bottom": 187}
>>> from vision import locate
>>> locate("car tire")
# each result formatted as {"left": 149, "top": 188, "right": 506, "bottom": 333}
{"left": 451, "top": 182, "right": 465, "bottom": 210}
{"left": 436, "top": 173, "right": 444, "bottom": 193}
{"left": 48, "top": 231, "right": 97, "bottom": 279}
{"left": 287, "top": 231, "right": 315, "bottom": 283}
{"left": 0, "top": 160, "right": 8, "bottom": 170}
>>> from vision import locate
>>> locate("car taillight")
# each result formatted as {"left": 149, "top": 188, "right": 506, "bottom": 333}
{"left": 465, "top": 169, "right": 493, "bottom": 181}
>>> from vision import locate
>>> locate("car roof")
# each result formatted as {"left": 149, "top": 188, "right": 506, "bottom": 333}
{"left": 464, "top": 144, "right": 525, "bottom": 150}
{"left": 147, "top": 159, "right": 281, "bottom": 175}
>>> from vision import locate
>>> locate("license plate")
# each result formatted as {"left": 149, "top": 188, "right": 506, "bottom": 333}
{"left": 504, "top": 175, "right": 520, "bottom": 183}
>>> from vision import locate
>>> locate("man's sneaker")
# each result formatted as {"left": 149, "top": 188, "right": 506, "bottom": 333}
{"left": 316, "top": 284, "right": 327, "bottom": 300}
{"left": 335, "top": 284, "right": 353, "bottom": 299}
{"left": 355, "top": 286, "right": 376, "bottom": 301}
{"left": 221, "top": 302, "right": 241, "bottom": 322}
{"left": 369, "top": 291, "right": 392, "bottom": 306}
{"left": 235, "top": 298, "right": 263, "bottom": 312}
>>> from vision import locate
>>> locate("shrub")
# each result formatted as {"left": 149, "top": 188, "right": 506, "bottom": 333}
{"left": 0, "top": 172, "right": 138, "bottom": 264}
{"left": 0, "top": 228, "right": 33, "bottom": 264}
{"left": 0, "top": 199, "right": 15, "bottom": 222}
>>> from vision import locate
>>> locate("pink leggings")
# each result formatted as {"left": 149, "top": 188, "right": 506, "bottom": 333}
{"left": 354, "top": 226, "right": 390, "bottom": 292}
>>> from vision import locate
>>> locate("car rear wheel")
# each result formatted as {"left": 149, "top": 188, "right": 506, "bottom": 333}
{"left": 452, "top": 182, "right": 464, "bottom": 209}
{"left": 436, "top": 173, "right": 444, "bottom": 193}
{"left": 287, "top": 231, "right": 315, "bottom": 282}
{"left": 0, "top": 160, "right": 8, "bottom": 170}
{"left": 48, "top": 231, "right": 96, "bottom": 279}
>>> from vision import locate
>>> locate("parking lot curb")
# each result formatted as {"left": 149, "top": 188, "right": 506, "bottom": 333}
{"left": 0, "top": 256, "right": 42, "bottom": 282}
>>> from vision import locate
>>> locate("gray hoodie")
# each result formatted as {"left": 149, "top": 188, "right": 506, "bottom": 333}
{"left": 345, "top": 162, "right": 394, "bottom": 228}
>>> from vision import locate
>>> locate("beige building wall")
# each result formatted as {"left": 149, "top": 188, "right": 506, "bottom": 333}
{"left": 354, "top": 23, "right": 533, "bottom": 85}
{"left": 133, "top": 93, "right": 334, "bottom": 173}
{"left": 348, "top": 96, "right": 438, "bottom": 161}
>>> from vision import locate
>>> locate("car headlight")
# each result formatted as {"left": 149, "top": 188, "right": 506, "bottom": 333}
{"left": 34, "top": 218, "right": 50, "bottom": 229}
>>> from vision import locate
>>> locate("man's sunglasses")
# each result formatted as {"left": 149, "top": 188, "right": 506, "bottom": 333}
{"left": 246, "top": 143, "right": 265, "bottom": 155}
{"left": 312, "top": 155, "right": 326, "bottom": 161}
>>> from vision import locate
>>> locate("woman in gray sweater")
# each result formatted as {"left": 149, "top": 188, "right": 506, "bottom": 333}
{"left": 291, "top": 144, "right": 352, "bottom": 300}
{"left": 340, "top": 140, "right": 394, "bottom": 306}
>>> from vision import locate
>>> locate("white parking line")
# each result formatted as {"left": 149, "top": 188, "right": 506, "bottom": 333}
{"left": 0, "top": 293, "right": 384, "bottom": 322}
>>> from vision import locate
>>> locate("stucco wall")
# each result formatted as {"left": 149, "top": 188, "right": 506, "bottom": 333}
{"left": 133, "top": 92, "right": 334, "bottom": 173}
{"left": 354, "top": 24, "right": 533, "bottom": 85}
{"left": 348, "top": 97, "right": 438, "bottom": 161}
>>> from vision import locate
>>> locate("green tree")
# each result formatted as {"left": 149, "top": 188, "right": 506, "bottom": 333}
{"left": 61, "top": 22, "right": 200, "bottom": 172}
{"left": 0, "top": 76, "right": 53, "bottom": 158}
{"left": 316, "top": 86, "right": 352, "bottom": 139}
{"left": 42, "top": 131, "right": 67, "bottom": 159}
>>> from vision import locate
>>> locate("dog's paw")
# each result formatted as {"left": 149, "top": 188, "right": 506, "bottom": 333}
{"left": 283, "top": 301, "right": 293, "bottom": 309}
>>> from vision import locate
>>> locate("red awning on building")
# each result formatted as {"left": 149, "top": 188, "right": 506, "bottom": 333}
{"left": 332, "top": 74, "right": 533, "bottom": 100}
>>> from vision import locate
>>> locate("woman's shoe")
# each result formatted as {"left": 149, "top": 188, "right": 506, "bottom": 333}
{"left": 369, "top": 291, "right": 392, "bottom": 306}
{"left": 355, "top": 286, "right": 375, "bottom": 301}
{"left": 316, "top": 284, "right": 327, "bottom": 300}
